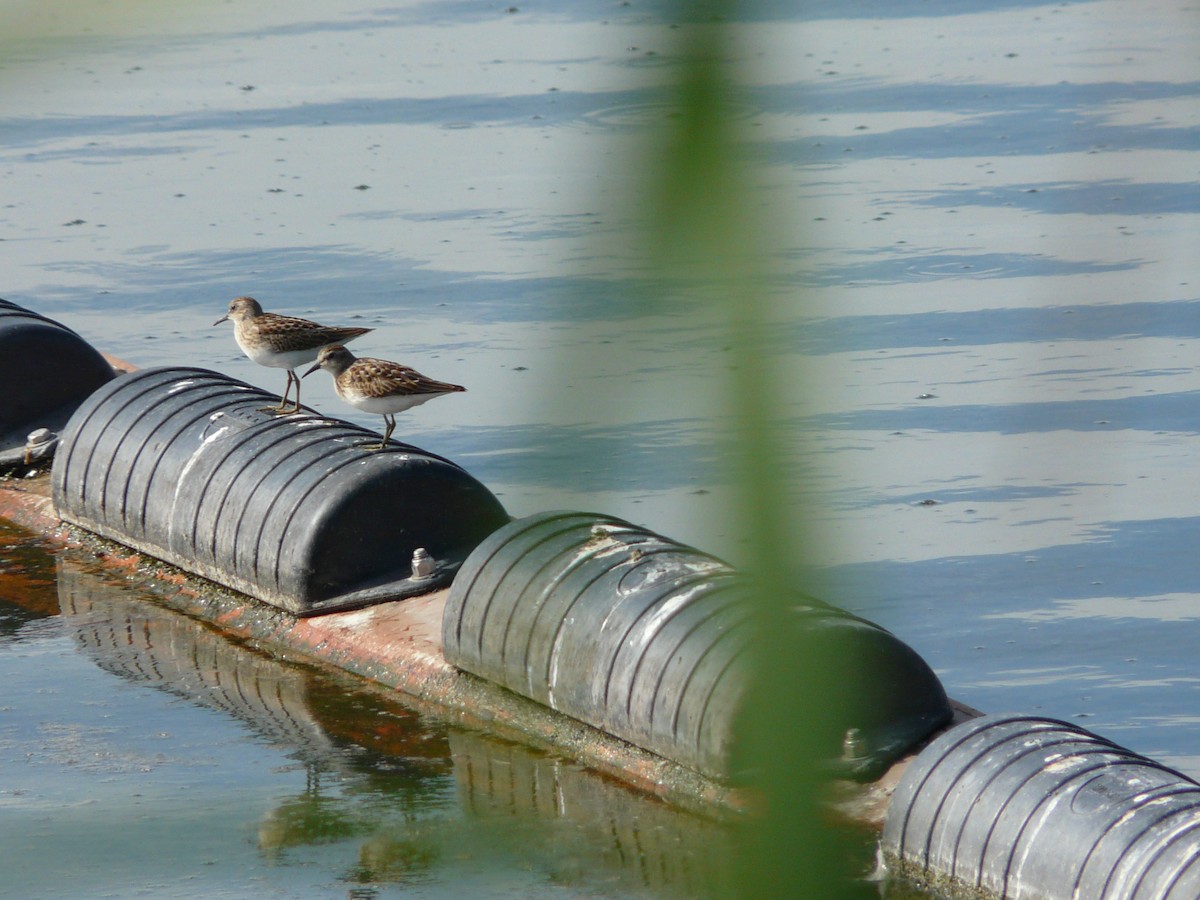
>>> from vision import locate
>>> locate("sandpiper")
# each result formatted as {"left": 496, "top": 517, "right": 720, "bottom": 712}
{"left": 213, "top": 296, "right": 372, "bottom": 414}
{"left": 303, "top": 345, "right": 465, "bottom": 450}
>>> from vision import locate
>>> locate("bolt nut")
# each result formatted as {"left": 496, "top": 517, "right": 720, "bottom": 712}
{"left": 410, "top": 547, "right": 435, "bottom": 579}
{"left": 841, "top": 727, "right": 868, "bottom": 762}
{"left": 23, "top": 428, "right": 58, "bottom": 465}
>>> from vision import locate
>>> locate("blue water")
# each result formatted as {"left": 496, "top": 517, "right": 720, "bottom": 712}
{"left": 2, "top": 0, "right": 1200, "bottom": 893}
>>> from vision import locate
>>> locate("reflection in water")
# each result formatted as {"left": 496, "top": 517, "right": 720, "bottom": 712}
{"left": 49, "top": 556, "right": 735, "bottom": 896}
{"left": 0, "top": 519, "right": 60, "bottom": 625}
{"left": 451, "top": 730, "right": 735, "bottom": 898}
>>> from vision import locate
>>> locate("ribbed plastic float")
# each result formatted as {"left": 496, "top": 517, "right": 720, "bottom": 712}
{"left": 0, "top": 298, "right": 115, "bottom": 467}
{"left": 52, "top": 366, "right": 509, "bottom": 615}
{"left": 882, "top": 713, "right": 1200, "bottom": 899}
{"left": 443, "top": 510, "right": 952, "bottom": 781}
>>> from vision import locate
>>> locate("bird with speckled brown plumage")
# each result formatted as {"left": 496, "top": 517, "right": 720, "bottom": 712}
{"left": 303, "top": 344, "right": 465, "bottom": 450}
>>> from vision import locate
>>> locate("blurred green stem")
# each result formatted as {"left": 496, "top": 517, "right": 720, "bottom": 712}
{"left": 651, "top": 7, "right": 861, "bottom": 897}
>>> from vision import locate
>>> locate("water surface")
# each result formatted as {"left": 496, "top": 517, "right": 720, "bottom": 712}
{"left": 2, "top": 0, "right": 1200, "bottom": 891}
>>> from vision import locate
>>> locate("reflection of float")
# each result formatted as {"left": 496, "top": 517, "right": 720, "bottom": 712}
{"left": 0, "top": 519, "right": 60, "bottom": 622}
{"left": 449, "top": 727, "right": 735, "bottom": 898}
{"left": 57, "top": 555, "right": 458, "bottom": 764}
{"left": 60, "top": 556, "right": 340, "bottom": 763}
{"left": 55, "top": 558, "right": 453, "bottom": 866}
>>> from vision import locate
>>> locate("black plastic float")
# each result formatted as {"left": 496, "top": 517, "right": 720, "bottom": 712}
{"left": 52, "top": 366, "right": 509, "bottom": 615}
{"left": 882, "top": 713, "right": 1200, "bottom": 899}
{"left": 0, "top": 298, "right": 116, "bottom": 468}
{"left": 442, "top": 510, "right": 953, "bottom": 781}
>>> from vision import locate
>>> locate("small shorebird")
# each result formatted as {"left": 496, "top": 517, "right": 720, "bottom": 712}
{"left": 303, "top": 345, "right": 465, "bottom": 450}
{"left": 213, "top": 296, "right": 372, "bottom": 414}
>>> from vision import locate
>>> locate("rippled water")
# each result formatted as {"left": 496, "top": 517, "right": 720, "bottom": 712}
{"left": 2, "top": 0, "right": 1200, "bottom": 894}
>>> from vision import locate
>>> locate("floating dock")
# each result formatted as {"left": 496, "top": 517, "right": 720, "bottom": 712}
{"left": 7, "top": 298, "right": 1200, "bottom": 898}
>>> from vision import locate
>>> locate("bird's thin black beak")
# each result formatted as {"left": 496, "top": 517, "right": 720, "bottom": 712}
{"left": 302, "top": 361, "right": 321, "bottom": 378}
{"left": 212, "top": 313, "right": 228, "bottom": 326}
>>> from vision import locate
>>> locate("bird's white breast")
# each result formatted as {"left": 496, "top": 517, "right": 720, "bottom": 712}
{"left": 337, "top": 387, "right": 448, "bottom": 415}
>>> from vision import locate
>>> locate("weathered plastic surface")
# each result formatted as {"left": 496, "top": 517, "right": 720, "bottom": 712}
{"left": 882, "top": 713, "right": 1200, "bottom": 900}
{"left": 0, "top": 298, "right": 115, "bottom": 467}
{"left": 443, "top": 510, "right": 952, "bottom": 781}
{"left": 52, "top": 366, "right": 509, "bottom": 615}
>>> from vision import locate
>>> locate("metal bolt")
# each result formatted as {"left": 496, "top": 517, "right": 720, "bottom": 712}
{"left": 842, "top": 727, "right": 868, "bottom": 762}
{"left": 23, "top": 428, "right": 56, "bottom": 465}
{"left": 410, "top": 547, "right": 435, "bottom": 579}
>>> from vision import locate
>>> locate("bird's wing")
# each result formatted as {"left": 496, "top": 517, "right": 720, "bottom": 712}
{"left": 351, "top": 359, "right": 464, "bottom": 397}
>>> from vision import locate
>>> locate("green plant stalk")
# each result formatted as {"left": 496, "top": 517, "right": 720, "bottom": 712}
{"left": 649, "top": 14, "right": 864, "bottom": 899}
